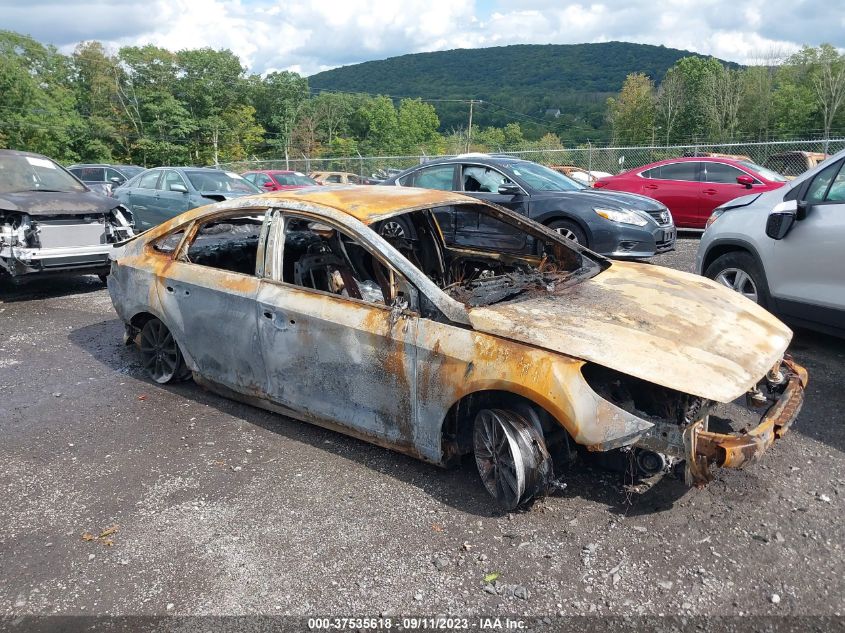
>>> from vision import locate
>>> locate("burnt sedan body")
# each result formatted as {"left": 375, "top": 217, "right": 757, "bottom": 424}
{"left": 107, "top": 186, "right": 806, "bottom": 509}
{"left": 0, "top": 150, "right": 134, "bottom": 283}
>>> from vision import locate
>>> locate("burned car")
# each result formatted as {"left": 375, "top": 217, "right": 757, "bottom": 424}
{"left": 0, "top": 150, "right": 134, "bottom": 283}
{"left": 107, "top": 186, "right": 807, "bottom": 508}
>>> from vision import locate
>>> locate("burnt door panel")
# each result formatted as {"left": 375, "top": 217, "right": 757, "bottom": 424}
{"left": 255, "top": 282, "right": 419, "bottom": 450}
{"left": 156, "top": 261, "right": 264, "bottom": 394}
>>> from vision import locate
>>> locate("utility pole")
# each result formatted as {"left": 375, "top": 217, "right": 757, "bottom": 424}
{"left": 466, "top": 100, "right": 481, "bottom": 152}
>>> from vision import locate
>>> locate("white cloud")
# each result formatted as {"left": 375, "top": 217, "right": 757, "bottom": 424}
{"left": 2, "top": 0, "right": 842, "bottom": 75}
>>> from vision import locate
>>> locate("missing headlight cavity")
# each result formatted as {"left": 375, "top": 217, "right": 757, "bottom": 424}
{"left": 581, "top": 363, "right": 710, "bottom": 426}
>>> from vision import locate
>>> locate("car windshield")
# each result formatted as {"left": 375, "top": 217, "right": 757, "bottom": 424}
{"left": 0, "top": 154, "right": 86, "bottom": 194}
{"left": 275, "top": 173, "right": 316, "bottom": 186}
{"left": 185, "top": 170, "right": 261, "bottom": 193}
{"left": 121, "top": 166, "right": 145, "bottom": 178}
{"left": 739, "top": 160, "right": 788, "bottom": 183}
{"left": 505, "top": 161, "right": 586, "bottom": 191}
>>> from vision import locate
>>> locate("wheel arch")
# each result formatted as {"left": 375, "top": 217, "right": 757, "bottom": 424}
{"left": 439, "top": 388, "right": 575, "bottom": 469}
{"left": 701, "top": 238, "right": 765, "bottom": 277}
{"left": 536, "top": 211, "right": 594, "bottom": 244}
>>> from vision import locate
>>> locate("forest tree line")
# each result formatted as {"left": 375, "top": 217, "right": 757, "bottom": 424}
{"left": 1, "top": 29, "right": 843, "bottom": 168}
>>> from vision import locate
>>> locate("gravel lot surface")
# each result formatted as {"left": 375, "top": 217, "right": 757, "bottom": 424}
{"left": 2, "top": 235, "right": 844, "bottom": 621}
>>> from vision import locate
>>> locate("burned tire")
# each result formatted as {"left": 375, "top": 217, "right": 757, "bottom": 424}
{"left": 705, "top": 251, "right": 770, "bottom": 308}
{"left": 138, "top": 318, "right": 189, "bottom": 384}
{"left": 548, "top": 219, "right": 588, "bottom": 247}
{"left": 473, "top": 408, "right": 553, "bottom": 509}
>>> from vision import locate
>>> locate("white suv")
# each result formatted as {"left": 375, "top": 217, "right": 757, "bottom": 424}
{"left": 696, "top": 149, "right": 845, "bottom": 337}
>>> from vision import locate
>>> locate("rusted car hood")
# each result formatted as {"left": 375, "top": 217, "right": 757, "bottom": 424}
{"left": 468, "top": 261, "right": 791, "bottom": 403}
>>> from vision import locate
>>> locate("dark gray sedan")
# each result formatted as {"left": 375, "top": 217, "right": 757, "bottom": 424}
{"left": 383, "top": 155, "right": 676, "bottom": 258}
{"left": 114, "top": 167, "right": 260, "bottom": 231}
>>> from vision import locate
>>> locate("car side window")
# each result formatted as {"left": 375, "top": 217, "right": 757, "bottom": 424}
{"left": 280, "top": 216, "right": 414, "bottom": 308}
{"left": 72, "top": 167, "right": 104, "bottom": 181}
{"left": 657, "top": 162, "right": 699, "bottom": 182}
{"left": 640, "top": 167, "right": 658, "bottom": 179}
{"left": 160, "top": 170, "right": 187, "bottom": 191}
{"left": 325, "top": 174, "right": 342, "bottom": 183}
{"left": 105, "top": 168, "right": 124, "bottom": 184}
{"left": 152, "top": 230, "right": 186, "bottom": 254}
{"left": 823, "top": 163, "right": 845, "bottom": 203}
{"left": 410, "top": 165, "right": 455, "bottom": 191}
{"left": 184, "top": 216, "right": 264, "bottom": 276}
{"left": 138, "top": 171, "right": 160, "bottom": 189}
{"left": 243, "top": 173, "right": 256, "bottom": 184}
{"left": 348, "top": 174, "right": 361, "bottom": 184}
{"left": 805, "top": 161, "right": 842, "bottom": 203}
{"left": 703, "top": 163, "right": 751, "bottom": 184}
{"left": 462, "top": 165, "right": 510, "bottom": 192}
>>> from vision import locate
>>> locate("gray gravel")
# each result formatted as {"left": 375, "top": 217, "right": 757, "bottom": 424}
{"left": 1, "top": 236, "right": 844, "bottom": 618}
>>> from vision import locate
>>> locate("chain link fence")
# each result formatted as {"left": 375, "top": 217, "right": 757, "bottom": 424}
{"left": 220, "top": 138, "right": 845, "bottom": 181}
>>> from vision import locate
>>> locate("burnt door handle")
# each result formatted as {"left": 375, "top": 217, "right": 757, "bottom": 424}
{"left": 262, "top": 310, "right": 273, "bottom": 319}
{"left": 165, "top": 286, "right": 174, "bottom": 294}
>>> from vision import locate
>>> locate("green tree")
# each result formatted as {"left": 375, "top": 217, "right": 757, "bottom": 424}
{"left": 0, "top": 30, "right": 83, "bottom": 161}
{"left": 606, "top": 72, "right": 655, "bottom": 145}
{"left": 396, "top": 99, "right": 442, "bottom": 154}
{"left": 251, "top": 71, "right": 309, "bottom": 165}
{"left": 671, "top": 56, "right": 723, "bottom": 141}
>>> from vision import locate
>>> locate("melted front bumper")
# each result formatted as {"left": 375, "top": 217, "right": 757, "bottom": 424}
{"left": 685, "top": 356, "right": 808, "bottom": 485}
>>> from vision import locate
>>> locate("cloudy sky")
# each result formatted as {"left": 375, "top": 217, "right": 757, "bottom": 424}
{"left": 3, "top": 0, "right": 844, "bottom": 75}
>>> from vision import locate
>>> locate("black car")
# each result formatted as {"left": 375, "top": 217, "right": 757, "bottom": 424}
{"left": 67, "top": 164, "right": 145, "bottom": 196}
{"left": 382, "top": 155, "right": 676, "bottom": 258}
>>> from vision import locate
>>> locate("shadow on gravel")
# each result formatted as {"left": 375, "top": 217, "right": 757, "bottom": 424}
{"left": 0, "top": 274, "right": 106, "bottom": 303}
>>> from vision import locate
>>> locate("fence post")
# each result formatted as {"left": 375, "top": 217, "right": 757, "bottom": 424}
{"left": 587, "top": 140, "right": 592, "bottom": 174}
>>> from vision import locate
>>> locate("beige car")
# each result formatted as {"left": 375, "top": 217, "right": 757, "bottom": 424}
{"left": 308, "top": 171, "right": 369, "bottom": 185}
{"left": 107, "top": 187, "right": 807, "bottom": 509}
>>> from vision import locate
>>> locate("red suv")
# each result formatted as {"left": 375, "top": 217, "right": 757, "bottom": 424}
{"left": 242, "top": 170, "right": 318, "bottom": 191}
{"left": 594, "top": 157, "right": 787, "bottom": 229}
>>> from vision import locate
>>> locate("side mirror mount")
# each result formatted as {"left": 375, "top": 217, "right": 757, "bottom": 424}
{"left": 796, "top": 199, "right": 809, "bottom": 221}
{"left": 736, "top": 175, "right": 754, "bottom": 189}
{"left": 498, "top": 183, "right": 521, "bottom": 196}
{"left": 110, "top": 176, "right": 124, "bottom": 184}
{"left": 262, "top": 181, "right": 275, "bottom": 189}
{"left": 170, "top": 183, "right": 188, "bottom": 193}
{"left": 765, "top": 199, "right": 797, "bottom": 240}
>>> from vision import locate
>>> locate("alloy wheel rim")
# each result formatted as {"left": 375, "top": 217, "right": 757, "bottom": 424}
{"left": 381, "top": 221, "right": 406, "bottom": 239}
{"left": 714, "top": 267, "right": 759, "bottom": 303}
{"left": 139, "top": 321, "right": 179, "bottom": 383}
{"left": 474, "top": 410, "right": 527, "bottom": 508}
{"left": 554, "top": 227, "right": 578, "bottom": 242}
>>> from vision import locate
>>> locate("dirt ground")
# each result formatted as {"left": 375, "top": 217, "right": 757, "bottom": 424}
{"left": 1, "top": 236, "right": 844, "bottom": 622}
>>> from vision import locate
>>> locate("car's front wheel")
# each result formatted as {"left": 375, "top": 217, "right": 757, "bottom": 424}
{"left": 138, "top": 318, "right": 190, "bottom": 384}
{"left": 473, "top": 408, "right": 552, "bottom": 509}
{"left": 547, "top": 219, "right": 588, "bottom": 247}
{"left": 705, "top": 251, "right": 770, "bottom": 308}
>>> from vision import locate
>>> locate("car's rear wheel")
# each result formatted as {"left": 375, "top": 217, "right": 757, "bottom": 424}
{"left": 473, "top": 408, "right": 552, "bottom": 509}
{"left": 705, "top": 251, "right": 770, "bottom": 308}
{"left": 138, "top": 318, "right": 189, "bottom": 384}
{"left": 548, "top": 219, "right": 587, "bottom": 247}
